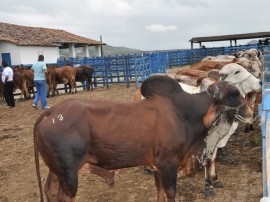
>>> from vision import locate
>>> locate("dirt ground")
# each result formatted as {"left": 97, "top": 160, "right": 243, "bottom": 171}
{"left": 0, "top": 70, "right": 263, "bottom": 202}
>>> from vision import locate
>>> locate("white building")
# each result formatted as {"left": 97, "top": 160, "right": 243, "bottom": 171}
{"left": 0, "top": 22, "right": 105, "bottom": 66}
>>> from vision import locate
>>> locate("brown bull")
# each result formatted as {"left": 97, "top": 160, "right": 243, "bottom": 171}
{"left": 13, "top": 71, "right": 29, "bottom": 99}
{"left": 47, "top": 65, "right": 76, "bottom": 96}
{"left": 13, "top": 66, "right": 35, "bottom": 99}
{"left": 34, "top": 76, "right": 252, "bottom": 201}
{"left": 74, "top": 65, "right": 94, "bottom": 91}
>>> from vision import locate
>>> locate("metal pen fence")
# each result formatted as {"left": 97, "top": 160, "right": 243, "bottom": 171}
{"left": 54, "top": 43, "right": 270, "bottom": 88}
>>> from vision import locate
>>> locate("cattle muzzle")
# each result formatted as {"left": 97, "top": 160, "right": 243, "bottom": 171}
{"left": 219, "top": 100, "right": 255, "bottom": 124}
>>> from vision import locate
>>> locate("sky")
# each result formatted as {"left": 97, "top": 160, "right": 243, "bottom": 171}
{"left": 1, "top": 0, "right": 270, "bottom": 51}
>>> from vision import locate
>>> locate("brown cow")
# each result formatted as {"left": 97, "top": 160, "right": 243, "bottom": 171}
{"left": 47, "top": 65, "right": 76, "bottom": 96}
{"left": 13, "top": 70, "right": 29, "bottom": 99}
{"left": 191, "top": 57, "right": 261, "bottom": 78}
{"left": 191, "top": 61, "right": 229, "bottom": 71}
{"left": 34, "top": 76, "right": 253, "bottom": 201}
{"left": 13, "top": 66, "right": 35, "bottom": 99}
{"left": 74, "top": 65, "right": 94, "bottom": 91}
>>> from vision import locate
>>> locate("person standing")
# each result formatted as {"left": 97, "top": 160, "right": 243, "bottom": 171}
{"left": 31, "top": 55, "right": 49, "bottom": 109}
{"left": 1, "top": 61, "right": 15, "bottom": 108}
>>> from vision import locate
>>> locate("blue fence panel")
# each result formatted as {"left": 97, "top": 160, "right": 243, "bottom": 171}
{"left": 143, "top": 52, "right": 167, "bottom": 73}
{"left": 259, "top": 48, "right": 270, "bottom": 200}
{"left": 84, "top": 57, "right": 106, "bottom": 87}
{"left": 134, "top": 56, "right": 151, "bottom": 88}
{"left": 56, "top": 43, "right": 270, "bottom": 88}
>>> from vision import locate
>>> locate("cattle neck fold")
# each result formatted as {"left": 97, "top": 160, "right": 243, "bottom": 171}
{"left": 198, "top": 113, "right": 231, "bottom": 166}
{"left": 199, "top": 100, "right": 247, "bottom": 166}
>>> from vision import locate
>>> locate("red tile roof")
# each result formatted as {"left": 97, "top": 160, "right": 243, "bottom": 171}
{"left": 0, "top": 22, "right": 105, "bottom": 47}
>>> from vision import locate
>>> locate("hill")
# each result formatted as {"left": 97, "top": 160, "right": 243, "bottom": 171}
{"left": 59, "top": 45, "right": 142, "bottom": 58}
{"left": 95, "top": 45, "right": 142, "bottom": 56}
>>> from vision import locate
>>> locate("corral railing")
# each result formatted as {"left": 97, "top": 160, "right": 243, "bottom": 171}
{"left": 10, "top": 43, "right": 262, "bottom": 90}
{"left": 57, "top": 53, "right": 167, "bottom": 88}
{"left": 259, "top": 48, "right": 270, "bottom": 202}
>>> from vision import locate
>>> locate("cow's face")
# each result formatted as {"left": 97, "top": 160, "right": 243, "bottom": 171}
{"left": 219, "top": 63, "right": 261, "bottom": 97}
{"left": 242, "top": 49, "right": 260, "bottom": 61}
{"left": 234, "top": 57, "right": 261, "bottom": 78}
{"left": 234, "top": 50, "right": 244, "bottom": 58}
{"left": 203, "top": 81, "right": 253, "bottom": 128}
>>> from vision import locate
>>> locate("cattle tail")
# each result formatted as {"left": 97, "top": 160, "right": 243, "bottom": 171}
{"left": 34, "top": 110, "right": 51, "bottom": 202}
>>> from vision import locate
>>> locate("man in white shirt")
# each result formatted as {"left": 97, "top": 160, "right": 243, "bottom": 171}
{"left": 1, "top": 61, "right": 15, "bottom": 108}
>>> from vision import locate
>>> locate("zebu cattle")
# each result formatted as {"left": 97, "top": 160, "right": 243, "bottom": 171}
{"left": 174, "top": 69, "right": 220, "bottom": 87}
{"left": 12, "top": 69, "right": 31, "bottom": 99}
{"left": 219, "top": 63, "right": 262, "bottom": 98}
{"left": 191, "top": 61, "right": 228, "bottom": 71}
{"left": 74, "top": 65, "right": 94, "bottom": 91}
{"left": 219, "top": 63, "right": 262, "bottom": 132}
{"left": 13, "top": 66, "right": 35, "bottom": 99}
{"left": 183, "top": 64, "right": 262, "bottom": 177}
{"left": 47, "top": 65, "right": 76, "bottom": 96}
{"left": 34, "top": 75, "right": 253, "bottom": 201}
{"left": 201, "top": 55, "right": 235, "bottom": 62}
{"left": 242, "top": 48, "right": 263, "bottom": 68}
{"left": 135, "top": 64, "right": 262, "bottom": 181}
{"left": 191, "top": 57, "right": 261, "bottom": 79}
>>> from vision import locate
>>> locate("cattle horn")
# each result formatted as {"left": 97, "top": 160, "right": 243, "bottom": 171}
{"left": 213, "top": 86, "right": 223, "bottom": 101}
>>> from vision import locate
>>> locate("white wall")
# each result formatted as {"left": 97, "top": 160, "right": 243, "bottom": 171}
{"left": 0, "top": 41, "right": 59, "bottom": 66}
{"left": 0, "top": 42, "right": 21, "bottom": 65}
{"left": 19, "top": 46, "right": 59, "bottom": 65}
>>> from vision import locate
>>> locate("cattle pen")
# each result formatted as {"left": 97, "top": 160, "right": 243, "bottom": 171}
{"left": 55, "top": 43, "right": 269, "bottom": 89}
{"left": 1, "top": 42, "right": 270, "bottom": 201}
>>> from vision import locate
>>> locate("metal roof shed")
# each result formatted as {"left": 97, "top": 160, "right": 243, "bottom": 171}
{"left": 189, "top": 31, "right": 270, "bottom": 49}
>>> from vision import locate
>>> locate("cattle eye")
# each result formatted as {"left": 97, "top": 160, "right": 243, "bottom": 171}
{"left": 231, "top": 89, "right": 240, "bottom": 97}
{"left": 235, "top": 71, "right": 240, "bottom": 74}
{"left": 219, "top": 74, "right": 227, "bottom": 80}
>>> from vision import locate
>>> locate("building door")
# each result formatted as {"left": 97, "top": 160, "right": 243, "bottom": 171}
{"left": 1, "top": 53, "right": 12, "bottom": 66}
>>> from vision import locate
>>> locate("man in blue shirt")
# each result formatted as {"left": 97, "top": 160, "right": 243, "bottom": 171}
{"left": 31, "top": 55, "right": 49, "bottom": 109}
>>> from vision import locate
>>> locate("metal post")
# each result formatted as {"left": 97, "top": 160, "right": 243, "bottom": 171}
{"left": 100, "top": 35, "right": 103, "bottom": 58}
{"left": 260, "top": 47, "right": 270, "bottom": 202}
{"left": 191, "top": 42, "right": 194, "bottom": 64}
{"left": 125, "top": 56, "right": 130, "bottom": 88}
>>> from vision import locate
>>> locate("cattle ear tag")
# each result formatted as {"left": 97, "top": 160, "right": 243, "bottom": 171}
{"left": 203, "top": 105, "right": 217, "bottom": 128}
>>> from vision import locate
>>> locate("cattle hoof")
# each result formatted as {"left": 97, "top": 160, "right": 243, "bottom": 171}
{"left": 213, "top": 180, "right": 223, "bottom": 188}
{"left": 218, "top": 148, "right": 228, "bottom": 157}
{"left": 105, "top": 172, "right": 115, "bottom": 187}
{"left": 143, "top": 168, "right": 153, "bottom": 175}
{"left": 204, "top": 188, "right": 215, "bottom": 197}
{"left": 244, "top": 127, "right": 250, "bottom": 133}
{"left": 105, "top": 179, "right": 115, "bottom": 187}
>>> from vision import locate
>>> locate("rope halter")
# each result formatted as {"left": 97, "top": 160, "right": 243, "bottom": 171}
{"left": 219, "top": 100, "right": 255, "bottom": 124}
